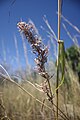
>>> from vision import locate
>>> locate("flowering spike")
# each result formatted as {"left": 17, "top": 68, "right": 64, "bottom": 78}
{"left": 17, "top": 20, "right": 50, "bottom": 79}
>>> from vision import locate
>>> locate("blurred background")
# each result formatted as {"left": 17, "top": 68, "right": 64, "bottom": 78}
{"left": 0, "top": 0, "right": 80, "bottom": 120}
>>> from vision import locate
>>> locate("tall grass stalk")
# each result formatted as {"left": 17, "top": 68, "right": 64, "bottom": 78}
{"left": 61, "top": 14, "right": 80, "bottom": 34}
{"left": 56, "top": 0, "right": 61, "bottom": 119}
{"left": 14, "top": 35, "right": 22, "bottom": 73}
{"left": 21, "top": 34, "right": 31, "bottom": 75}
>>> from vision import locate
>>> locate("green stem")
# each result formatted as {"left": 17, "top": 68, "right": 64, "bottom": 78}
{"left": 56, "top": 41, "right": 61, "bottom": 120}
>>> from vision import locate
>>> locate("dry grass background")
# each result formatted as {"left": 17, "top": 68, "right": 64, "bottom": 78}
{"left": 0, "top": 62, "right": 80, "bottom": 120}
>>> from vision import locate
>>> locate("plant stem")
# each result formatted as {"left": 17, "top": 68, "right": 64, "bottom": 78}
{"left": 47, "top": 78, "right": 53, "bottom": 99}
{"left": 56, "top": 0, "right": 61, "bottom": 119}
{"left": 47, "top": 78, "right": 56, "bottom": 119}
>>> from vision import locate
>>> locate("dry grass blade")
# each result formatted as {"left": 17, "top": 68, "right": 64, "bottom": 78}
{"left": 21, "top": 34, "right": 30, "bottom": 71}
{"left": 14, "top": 35, "right": 22, "bottom": 71}
{"left": 61, "top": 14, "right": 80, "bottom": 34}
{"left": 43, "top": 15, "right": 57, "bottom": 41}
{"left": 62, "top": 23, "right": 79, "bottom": 48}
{"left": 24, "top": 79, "right": 44, "bottom": 92}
